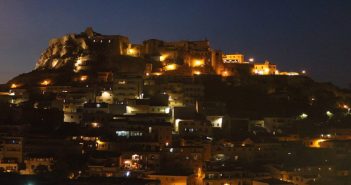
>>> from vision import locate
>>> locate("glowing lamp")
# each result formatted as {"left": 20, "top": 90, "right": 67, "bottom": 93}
{"left": 164, "top": 64, "right": 177, "bottom": 71}
{"left": 91, "top": 122, "right": 100, "bottom": 128}
{"left": 152, "top": 72, "right": 162, "bottom": 76}
{"left": 101, "top": 91, "right": 111, "bottom": 98}
{"left": 222, "top": 71, "right": 228, "bottom": 77}
{"left": 193, "top": 71, "right": 201, "bottom": 75}
{"left": 299, "top": 113, "right": 308, "bottom": 119}
{"left": 160, "top": 54, "right": 168, "bottom": 62}
{"left": 80, "top": 75, "right": 88, "bottom": 81}
{"left": 127, "top": 48, "right": 135, "bottom": 54}
{"left": 193, "top": 59, "right": 204, "bottom": 67}
{"left": 40, "top": 80, "right": 51, "bottom": 86}
{"left": 11, "top": 83, "right": 18, "bottom": 89}
{"left": 326, "top": 111, "right": 333, "bottom": 118}
{"left": 75, "top": 59, "right": 82, "bottom": 66}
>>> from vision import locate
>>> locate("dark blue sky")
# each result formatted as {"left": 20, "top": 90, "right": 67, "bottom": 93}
{"left": 1, "top": 0, "right": 350, "bottom": 87}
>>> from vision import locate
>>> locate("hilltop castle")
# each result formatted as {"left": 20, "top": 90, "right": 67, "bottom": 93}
{"left": 36, "top": 27, "right": 303, "bottom": 77}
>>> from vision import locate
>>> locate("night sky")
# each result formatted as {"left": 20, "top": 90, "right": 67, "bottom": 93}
{"left": 0, "top": 0, "right": 350, "bottom": 87}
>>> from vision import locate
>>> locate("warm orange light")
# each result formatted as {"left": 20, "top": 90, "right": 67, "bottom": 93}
{"left": 193, "top": 71, "right": 201, "bottom": 75}
{"left": 127, "top": 48, "right": 138, "bottom": 56}
{"left": 96, "top": 138, "right": 105, "bottom": 145}
{"left": 222, "top": 71, "right": 229, "bottom": 77}
{"left": 197, "top": 167, "right": 203, "bottom": 178}
{"left": 160, "top": 54, "right": 168, "bottom": 62}
{"left": 164, "top": 64, "right": 177, "bottom": 71}
{"left": 152, "top": 72, "right": 162, "bottom": 76}
{"left": 40, "top": 80, "right": 51, "bottom": 86}
{"left": 52, "top": 59, "right": 58, "bottom": 68}
{"left": 74, "top": 58, "right": 83, "bottom": 73}
{"left": 80, "top": 75, "right": 88, "bottom": 81}
{"left": 311, "top": 139, "right": 326, "bottom": 148}
{"left": 11, "top": 83, "right": 18, "bottom": 89}
{"left": 118, "top": 80, "right": 126, "bottom": 85}
{"left": 279, "top": 72, "right": 299, "bottom": 76}
{"left": 91, "top": 122, "right": 100, "bottom": 128}
{"left": 128, "top": 48, "right": 135, "bottom": 54}
{"left": 101, "top": 91, "right": 111, "bottom": 98}
{"left": 193, "top": 59, "right": 204, "bottom": 67}
{"left": 75, "top": 59, "right": 82, "bottom": 66}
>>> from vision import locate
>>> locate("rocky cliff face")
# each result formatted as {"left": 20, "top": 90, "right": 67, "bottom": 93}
{"left": 34, "top": 27, "right": 145, "bottom": 74}
{"left": 8, "top": 28, "right": 146, "bottom": 87}
{"left": 35, "top": 33, "right": 90, "bottom": 70}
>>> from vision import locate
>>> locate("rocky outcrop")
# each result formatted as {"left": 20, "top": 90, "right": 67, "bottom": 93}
{"left": 35, "top": 33, "right": 90, "bottom": 70}
{"left": 8, "top": 28, "right": 147, "bottom": 87}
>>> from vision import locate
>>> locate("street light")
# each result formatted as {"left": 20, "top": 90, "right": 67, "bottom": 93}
{"left": 326, "top": 111, "right": 333, "bottom": 118}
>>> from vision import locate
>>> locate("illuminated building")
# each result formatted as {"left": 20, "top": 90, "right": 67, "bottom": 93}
{"left": 73, "top": 56, "right": 90, "bottom": 72}
{"left": 143, "top": 39, "right": 212, "bottom": 73}
{"left": 111, "top": 121, "right": 172, "bottom": 147}
{"left": 96, "top": 90, "right": 114, "bottom": 104}
{"left": 36, "top": 27, "right": 305, "bottom": 79}
{"left": 206, "top": 116, "right": 224, "bottom": 128}
{"left": 215, "top": 53, "right": 253, "bottom": 77}
{"left": 20, "top": 156, "right": 54, "bottom": 175}
{"left": 88, "top": 27, "right": 130, "bottom": 56}
{"left": 222, "top": 54, "right": 245, "bottom": 63}
{"left": 64, "top": 112, "right": 83, "bottom": 124}
{"left": 253, "top": 61, "right": 278, "bottom": 75}
{"left": 127, "top": 44, "right": 141, "bottom": 57}
{"left": 0, "top": 137, "right": 23, "bottom": 163}
{"left": 126, "top": 105, "right": 170, "bottom": 114}
{"left": 192, "top": 59, "right": 205, "bottom": 67}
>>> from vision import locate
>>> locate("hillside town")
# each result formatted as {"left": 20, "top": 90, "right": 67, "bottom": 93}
{"left": 0, "top": 28, "right": 350, "bottom": 185}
